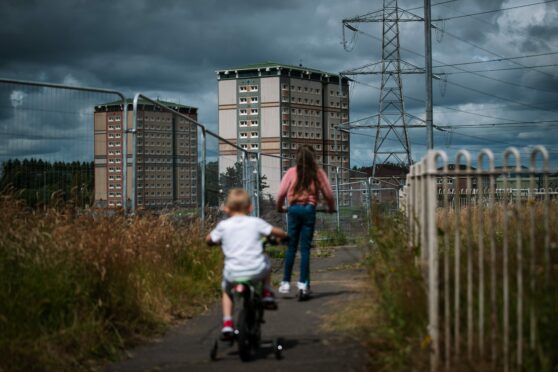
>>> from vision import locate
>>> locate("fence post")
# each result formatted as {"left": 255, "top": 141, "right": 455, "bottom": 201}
{"left": 256, "top": 152, "right": 261, "bottom": 217}
{"left": 365, "top": 178, "right": 372, "bottom": 232}
{"left": 121, "top": 98, "right": 129, "bottom": 212}
{"left": 335, "top": 166, "right": 341, "bottom": 231}
{"left": 131, "top": 94, "right": 140, "bottom": 213}
{"left": 477, "top": 150, "right": 495, "bottom": 362}
{"left": 200, "top": 127, "right": 207, "bottom": 230}
{"left": 502, "top": 147, "right": 520, "bottom": 372}
{"left": 426, "top": 151, "right": 440, "bottom": 372}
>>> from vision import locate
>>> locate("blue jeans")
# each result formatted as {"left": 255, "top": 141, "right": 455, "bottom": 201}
{"left": 283, "top": 204, "right": 316, "bottom": 285}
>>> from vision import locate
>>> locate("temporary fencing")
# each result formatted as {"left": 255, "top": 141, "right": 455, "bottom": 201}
{"left": 0, "top": 78, "right": 126, "bottom": 208}
{"left": 1, "top": 79, "right": 376, "bottom": 241}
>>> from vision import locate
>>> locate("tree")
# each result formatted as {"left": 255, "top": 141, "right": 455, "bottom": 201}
{"left": 0, "top": 158, "right": 94, "bottom": 208}
{"left": 219, "top": 161, "right": 269, "bottom": 201}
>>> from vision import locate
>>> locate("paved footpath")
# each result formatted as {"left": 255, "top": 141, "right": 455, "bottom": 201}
{"left": 106, "top": 245, "right": 370, "bottom": 372}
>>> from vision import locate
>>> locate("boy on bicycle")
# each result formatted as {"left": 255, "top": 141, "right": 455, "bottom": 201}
{"left": 206, "top": 188, "right": 287, "bottom": 337}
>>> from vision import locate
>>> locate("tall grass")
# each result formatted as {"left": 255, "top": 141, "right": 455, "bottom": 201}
{"left": 363, "top": 212, "right": 429, "bottom": 370}
{"left": 0, "top": 193, "right": 222, "bottom": 371}
{"left": 333, "top": 200, "right": 557, "bottom": 370}
{"left": 437, "top": 201, "right": 558, "bottom": 370}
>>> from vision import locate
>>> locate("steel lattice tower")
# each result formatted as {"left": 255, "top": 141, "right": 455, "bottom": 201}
{"left": 342, "top": 0, "right": 424, "bottom": 178}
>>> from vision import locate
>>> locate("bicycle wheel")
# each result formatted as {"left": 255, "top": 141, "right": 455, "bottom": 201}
{"left": 236, "top": 308, "right": 252, "bottom": 361}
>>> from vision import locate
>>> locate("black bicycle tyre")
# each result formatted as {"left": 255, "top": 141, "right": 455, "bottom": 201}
{"left": 209, "top": 339, "right": 218, "bottom": 361}
{"left": 236, "top": 308, "right": 252, "bottom": 361}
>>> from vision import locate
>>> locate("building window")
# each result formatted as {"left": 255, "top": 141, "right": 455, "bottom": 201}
{"left": 241, "top": 144, "right": 248, "bottom": 149}
{"left": 239, "top": 97, "right": 247, "bottom": 104}
{"left": 250, "top": 85, "right": 258, "bottom": 91}
{"left": 250, "top": 108, "right": 258, "bottom": 114}
{"left": 250, "top": 120, "right": 258, "bottom": 126}
{"left": 239, "top": 85, "right": 247, "bottom": 92}
{"left": 240, "top": 132, "right": 248, "bottom": 138}
{"left": 239, "top": 109, "right": 247, "bottom": 115}
{"left": 251, "top": 132, "right": 259, "bottom": 138}
{"left": 250, "top": 97, "right": 258, "bottom": 103}
{"left": 251, "top": 144, "right": 259, "bottom": 149}
{"left": 240, "top": 120, "right": 248, "bottom": 127}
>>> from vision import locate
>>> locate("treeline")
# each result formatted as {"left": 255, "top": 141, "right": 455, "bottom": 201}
{"left": 0, "top": 159, "right": 94, "bottom": 208}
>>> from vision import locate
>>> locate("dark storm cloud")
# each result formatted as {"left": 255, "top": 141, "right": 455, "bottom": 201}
{"left": 0, "top": 0, "right": 557, "bottom": 166}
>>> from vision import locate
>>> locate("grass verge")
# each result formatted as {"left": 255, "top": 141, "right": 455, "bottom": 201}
{"left": 326, "top": 213, "right": 429, "bottom": 371}
{"left": 0, "top": 194, "right": 222, "bottom": 371}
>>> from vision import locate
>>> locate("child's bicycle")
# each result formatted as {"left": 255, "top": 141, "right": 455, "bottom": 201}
{"left": 210, "top": 236, "right": 287, "bottom": 362}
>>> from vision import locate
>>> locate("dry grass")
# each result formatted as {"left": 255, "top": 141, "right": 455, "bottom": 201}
{"left": 329, "top": 200, "right": 557, "bottom": 371}
{"left": 0, "top": 193, "right": 222, "bottom": 371}
{"left": 435, "top": 201, "right": 558, "bottom": 370}
{"left": 327, "top": 213, "right": 429, "bottom": 371}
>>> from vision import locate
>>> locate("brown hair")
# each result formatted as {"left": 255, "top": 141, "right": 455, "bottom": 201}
{"left": 225, "top": 188, "right": 251, "bottom": 213}
{"left": 293, "top": 144, "right": 321, "bottom": 196}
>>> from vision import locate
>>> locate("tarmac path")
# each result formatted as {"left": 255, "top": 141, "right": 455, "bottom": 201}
{"left": 106, "top": 245, "right": 370, "bottom": 372}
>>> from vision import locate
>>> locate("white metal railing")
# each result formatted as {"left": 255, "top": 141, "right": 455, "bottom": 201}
{"left": 405, "top": 146, "right": 556, "bottom": 371}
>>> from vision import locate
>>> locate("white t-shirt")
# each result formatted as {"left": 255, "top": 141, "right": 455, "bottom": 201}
{"left": 210, "top": 215, "right": 273, "bottom": 281}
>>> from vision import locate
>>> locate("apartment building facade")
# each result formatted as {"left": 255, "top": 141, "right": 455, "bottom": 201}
{"left": 94, "top": 99, "right": 198, "bottom": 209}
{"left": 216, "top": 62, "right": 350, "bottom": 197}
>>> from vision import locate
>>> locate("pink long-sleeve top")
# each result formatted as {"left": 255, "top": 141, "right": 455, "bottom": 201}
{"left": 276, "top": 166, "right": 335, "bottom": 209}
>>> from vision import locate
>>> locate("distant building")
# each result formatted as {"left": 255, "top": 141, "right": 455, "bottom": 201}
{"left": 93, "top": 99, "right": 198, "bottom": 209}
{"left": 216, "top": 62, "right": 350, "bottom": 197}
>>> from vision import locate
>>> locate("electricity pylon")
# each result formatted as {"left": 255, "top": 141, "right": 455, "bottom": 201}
{"left": 342, "top": 0, "right": 424, "bottom": 179}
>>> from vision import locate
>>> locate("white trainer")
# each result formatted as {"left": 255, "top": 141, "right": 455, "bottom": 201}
{"left": 297, "top": 282, "right": 312, "bottom": 296}
{"left": 278, "top": 281, "right": 290, "bottom": 294}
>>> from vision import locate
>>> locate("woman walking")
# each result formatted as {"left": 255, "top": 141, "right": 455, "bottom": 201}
{"left": 276, "top": 144, "right": 335, "bottom": 299}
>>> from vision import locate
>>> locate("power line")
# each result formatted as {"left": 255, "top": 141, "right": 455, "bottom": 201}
{"left": 432, "top": 26, "right": 558, "bottom": 79}
{"left": 432, "top": 51, "right": 558, "bottom": 68}
{"left": 438, "top": 63, "right": 558, "bottom": 74}
{"left": 433, "top": 0, "right": 558, "bottom": 21}
{"left": 441, "top": 130, "right": 524, "bottom": 147}
{"left": 350, "top": 75, "right": 553, "bottom": 124}
{"left": 437, "top": 65, "right": 558, "bottom": 93}
{"left": 436, "top": 105, "right": 535, "bottom": 123}
{"left": 437, "top": 120, "right": 558, "bottom": 129}
{"left": 444, "top": 78, "right": 558, "bottom": 114}
{"left": 406, "top": 0, "right": 459, "bottom": 11}
{"left": 353, "top": 27, "right": 558, "bottom": 94}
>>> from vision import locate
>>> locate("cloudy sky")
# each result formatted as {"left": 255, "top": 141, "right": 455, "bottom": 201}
{"left": 0, "top": 0, "right": 557, "bottom": 168}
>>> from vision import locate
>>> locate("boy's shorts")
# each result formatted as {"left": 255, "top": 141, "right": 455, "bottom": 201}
{"left": 221, "top": 256, "right": 271, "bottom": 293}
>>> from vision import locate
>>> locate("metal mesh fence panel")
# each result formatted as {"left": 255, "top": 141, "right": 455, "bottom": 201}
{"left": 0, "top": 79, "right": 125, "bottom": 209}
{"left": 132, "top": 97, "right": 198, "bottom": 214}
